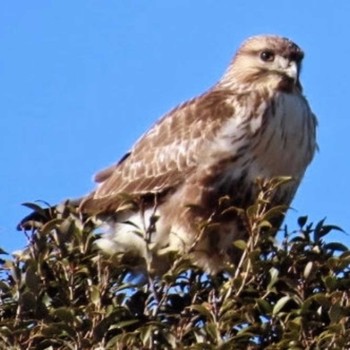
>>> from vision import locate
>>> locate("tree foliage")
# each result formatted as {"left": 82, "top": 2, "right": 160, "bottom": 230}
{"left": 1, "top": 180, "right": 350, "bottom": 349}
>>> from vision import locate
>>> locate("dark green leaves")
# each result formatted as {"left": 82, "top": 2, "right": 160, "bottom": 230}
{"left": 1, "top": 179, "right": 349, "bottom": 349}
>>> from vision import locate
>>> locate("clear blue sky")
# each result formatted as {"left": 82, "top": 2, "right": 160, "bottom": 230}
{"left": 1, "top": 1, "right": 349, "bottom": 253}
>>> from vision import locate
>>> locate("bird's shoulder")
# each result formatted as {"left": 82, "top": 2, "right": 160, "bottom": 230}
{"left": 94, "top": 88, "right": 244, "bottom": 183}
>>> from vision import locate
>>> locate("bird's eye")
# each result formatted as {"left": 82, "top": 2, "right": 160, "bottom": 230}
{"left": 260, "top": 50, "right": 275, "bottom": 62}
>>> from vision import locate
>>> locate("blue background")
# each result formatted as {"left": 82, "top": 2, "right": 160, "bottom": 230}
{"left": 1, "top": 1, "right": 348, "bottom": 253}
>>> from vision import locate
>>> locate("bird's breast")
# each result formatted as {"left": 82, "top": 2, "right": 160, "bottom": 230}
{"left": 208, "top": 91, "right": 316, "bottom": 189}
{"left": 250, "top": 92, "right": 315, "bottom": 178}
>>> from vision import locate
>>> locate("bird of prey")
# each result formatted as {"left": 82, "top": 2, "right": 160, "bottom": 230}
{"left": 22, "top": 35, "right": 318, "bottom": 274}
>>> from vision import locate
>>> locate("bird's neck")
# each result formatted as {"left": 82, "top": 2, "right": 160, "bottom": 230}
{"left": 218, "top": 69, "right": 302, "bottom": 95}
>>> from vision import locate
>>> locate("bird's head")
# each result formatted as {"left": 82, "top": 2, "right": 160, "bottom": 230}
{"left": 220, "top": 35, "right": 304, "bottom": 92}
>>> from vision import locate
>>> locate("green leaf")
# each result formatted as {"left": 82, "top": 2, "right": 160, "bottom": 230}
{"left": 0, "top": 281, "right": 10, "bottom": 291}
{"left": 262, "top": 205, "right": 287, "bottom": 222}
{"left": 268, "top": 267, "right": 279, "bottom": 290}
{"left": 323, "top": 276, "right": 338, "bottom": 291}
{"left": 273, "top": 295, "right": 291, "bottom": 315}
{"left": 0, "top": 247, "right": 8, "bottom": 255}
{"left": 110, "top": 319, "right": 139, "bottom": 329}
{"left": 303, "top": 261, "right": 313, "bottom": 280}
{"left": 324, "top": 242, "right": 348, "bottom": 252}
{"left": 256, "top": 298, "right": 272, "bottom": 314}
{"left": 233, "top": 240, "right": 247, "bottom": 250}
{"left": 41, "top": 324, "right": 64, "bottom": 337}
{"left": 288, "top": 316, "right": 302, "bottom": 331}
{"left": 329, "top": 304, "right": 345, "bottom": 324}
{"left": 312, "top": 293, "right": 331, "bottom": 308}
{"left": 258, "top": 220, "right": 273, "bottom": 229}
{"left": 19, "top": 290, "right": 37, "bottom": 311}
{"left": 297, "top": 216, "right": 308, "bottom": 228}
{"left": 189, "top": 304, "right": 214, "bottom": 321}
{"left": 41, "top": 218, "right": 64, "bottom": 233}
{"left": 21, "top": 201, "right": 50, "bottom": 214}
{"left": 205, "top": 322, "right": 219, "bottom": 342}
{"left": 90, "top": 285, "right": 100, "bottom": 306}
{"left": 51, "top": 307, "right": 75, "bottom": 323}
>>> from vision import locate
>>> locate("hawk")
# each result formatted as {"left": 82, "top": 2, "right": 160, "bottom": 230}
{"left": 22, "top": 35, "right": 318, "bottom": 274}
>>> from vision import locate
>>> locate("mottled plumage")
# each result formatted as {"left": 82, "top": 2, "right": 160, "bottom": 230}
{"left": 80, "top": 35, "right": 317, "bottom": 273}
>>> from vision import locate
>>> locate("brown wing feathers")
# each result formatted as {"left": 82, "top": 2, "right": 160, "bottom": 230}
{"left": 79, "top": 90, "right": 236, "bottom": 214}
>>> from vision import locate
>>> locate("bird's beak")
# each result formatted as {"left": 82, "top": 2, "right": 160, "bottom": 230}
{"left": 276, "top": 57, "right": 298, "bottom": 84}
{"left": 284, "top": 61, "right": 298, "bottom": 82}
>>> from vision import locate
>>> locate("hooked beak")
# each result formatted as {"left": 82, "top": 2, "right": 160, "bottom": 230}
{"left": 284, "top": 61, "right": 298, "bottom": 82}
{"left": 276, "top": 56, "right": 298, "bottom": 83}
